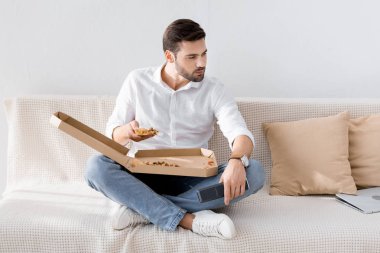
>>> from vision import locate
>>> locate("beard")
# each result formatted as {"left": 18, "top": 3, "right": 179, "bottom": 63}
{"left": 175, "top": 62, "right": 205, "bottom": 82}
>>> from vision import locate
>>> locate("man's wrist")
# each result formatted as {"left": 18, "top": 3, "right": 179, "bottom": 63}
{"left": 228, "top": 154, "right": 249, "bottom": 167}
{"left": 228, "top": 157, "right": 244, "bottom": 166}
{"left": 228, "top": 157, "right": 242, "bottom": 162}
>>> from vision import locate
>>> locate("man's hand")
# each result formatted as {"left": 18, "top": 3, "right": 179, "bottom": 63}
{"left": 219, "top": 159, "right": 247, "bottom": 206}
{"left": 112, "top": 120, "right": 155, "bottom": 145}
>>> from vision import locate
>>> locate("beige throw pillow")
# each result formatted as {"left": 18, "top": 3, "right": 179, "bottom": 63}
{"left": 349, "top": 115, "right": 380, "bottom": 188}
{"left": 263, "top": 112, "right": 357, "bottom": 195}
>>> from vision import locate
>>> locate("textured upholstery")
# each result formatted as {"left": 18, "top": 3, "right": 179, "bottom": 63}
{"left": 1, "top": 96, "right": 380, "bottom": 252}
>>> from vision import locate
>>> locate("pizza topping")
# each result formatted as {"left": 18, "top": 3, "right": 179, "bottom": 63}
{"left": 134, "top": 127, "right": 159, "bottom": 136}
{"left": 144, "top": 161, "right": 180, "bottom": 167}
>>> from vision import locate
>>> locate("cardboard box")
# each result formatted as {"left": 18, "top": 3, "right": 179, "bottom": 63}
{"left": 50, "top": 112, "right": 218, "bottom": 177}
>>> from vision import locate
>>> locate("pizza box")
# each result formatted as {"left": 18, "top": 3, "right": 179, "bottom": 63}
{"left": 50, "top": 112, "right": 218, "bottom": 177}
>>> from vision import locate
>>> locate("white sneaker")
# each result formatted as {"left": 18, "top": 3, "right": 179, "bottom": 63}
{"left": 192, "top": 210, "right": 236, "bottom": 239}
{"left": 111, "top": 205, "right": 150, "bottom": 230}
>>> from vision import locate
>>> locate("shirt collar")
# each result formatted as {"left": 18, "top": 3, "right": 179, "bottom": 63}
{"left": 154, "top": 63, "right": 203, "bottom": 91}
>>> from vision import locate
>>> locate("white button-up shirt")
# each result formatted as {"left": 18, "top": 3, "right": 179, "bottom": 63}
{"left": 106, "top": 65, "right": 255, "bottom": 156}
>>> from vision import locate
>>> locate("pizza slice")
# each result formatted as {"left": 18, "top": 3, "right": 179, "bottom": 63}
{"left": 134, "top": 127, "right": 159, "bottom": 136}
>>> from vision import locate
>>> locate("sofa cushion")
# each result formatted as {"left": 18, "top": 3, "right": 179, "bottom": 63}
{"left": 263, "top": 112, "right": 357, "bottom": 195}
{"left": 349, "top": 114, "right": 380, "bottom": 188}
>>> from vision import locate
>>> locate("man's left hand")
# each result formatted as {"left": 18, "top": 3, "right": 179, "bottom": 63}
{"left": 219, "top": 159, "right": 247, "bottom": 206}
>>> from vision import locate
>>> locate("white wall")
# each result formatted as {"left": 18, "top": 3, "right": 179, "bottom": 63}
{"left": 1, "top": 0, "right": 380, "bottom": 195}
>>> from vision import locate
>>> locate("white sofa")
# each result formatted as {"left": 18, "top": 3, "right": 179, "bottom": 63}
{"left": 1, "top": 96, "right": 380, "bottom": 253}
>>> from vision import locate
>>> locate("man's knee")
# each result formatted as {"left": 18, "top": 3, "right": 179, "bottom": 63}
{"left": 246, "top": 159, "right": 265, "bottom": 194}
{"left": 84, "top": 154, "right": 114, "bottom": 185}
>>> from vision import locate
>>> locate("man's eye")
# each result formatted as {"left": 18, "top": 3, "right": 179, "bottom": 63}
{"left": 188, "top": 56, "right": 195, "bottom": 59}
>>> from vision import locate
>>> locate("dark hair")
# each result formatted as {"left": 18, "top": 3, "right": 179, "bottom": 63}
{"left": 163, "top": 19, "right": 206, "bottom": 54}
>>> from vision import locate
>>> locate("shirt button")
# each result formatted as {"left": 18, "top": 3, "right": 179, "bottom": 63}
{"left": 170, "top": 94, "right": 176, "bottom": 112}
{"left": 170, "top": 93, "right": 176, "bottom": 144}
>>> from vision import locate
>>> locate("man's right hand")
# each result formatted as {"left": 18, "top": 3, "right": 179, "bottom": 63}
{"left": 112, "top": 120, "right": 155, "bottom": 145}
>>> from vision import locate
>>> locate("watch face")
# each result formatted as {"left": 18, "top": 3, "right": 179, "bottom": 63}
{"left": 241, "top": 155, "right": 249, "bottom": 167}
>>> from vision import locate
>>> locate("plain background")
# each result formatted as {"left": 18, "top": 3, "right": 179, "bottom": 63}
{"left": 1, "top": 0, "right": 380, "bottom": 196}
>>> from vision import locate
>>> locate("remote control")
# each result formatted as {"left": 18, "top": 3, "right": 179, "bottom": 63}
{"left": 197, "top": 180, "right": 250, "bottom": 203}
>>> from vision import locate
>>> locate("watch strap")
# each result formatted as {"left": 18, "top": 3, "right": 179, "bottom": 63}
{"left": 229, "top": 155, "right": 249, "bottom": 168}
{"left": 228, "top": 156, "right": 242, "bottom": 162}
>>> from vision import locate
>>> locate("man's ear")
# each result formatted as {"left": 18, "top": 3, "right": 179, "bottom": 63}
{"left": 164, "top": 50, "right": 175, "bottom": 63}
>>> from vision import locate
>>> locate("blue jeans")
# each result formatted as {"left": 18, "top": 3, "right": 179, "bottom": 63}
{"left": 84, "top": 155, "right": 265, "bottom": 231}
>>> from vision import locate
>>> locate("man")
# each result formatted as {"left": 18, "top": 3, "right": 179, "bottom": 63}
{"left": 85, "top": 19, "right": 264, "bottom": 240}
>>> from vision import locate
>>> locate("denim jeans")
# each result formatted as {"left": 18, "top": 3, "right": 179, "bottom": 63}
{"left": 84, "top": 155, "right": 265, "bottom": 231}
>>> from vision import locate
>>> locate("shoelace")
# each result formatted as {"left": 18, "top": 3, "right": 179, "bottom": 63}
{"left": 129, "top": 211, "right": 149, "bottom": 226}
{"left": 195, "top": 216, "right": 223, "bottom": 237}
{"left": 118, "top": 207, "right": 149, "bottom": 227}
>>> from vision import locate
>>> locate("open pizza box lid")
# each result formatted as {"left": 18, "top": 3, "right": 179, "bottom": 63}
{"left": 50, "top": 112, "right": 218, "bottom": 177}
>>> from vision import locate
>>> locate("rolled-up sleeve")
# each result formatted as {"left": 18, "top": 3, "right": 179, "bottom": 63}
{"left": 213, "top": 84, "right": 255, "bottom": 150}
{"left": 105, "top": 74, "right": 136, "bottom": 139}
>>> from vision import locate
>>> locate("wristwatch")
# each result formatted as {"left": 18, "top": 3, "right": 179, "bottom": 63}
{"left": 228, "top": 155, "right": 249, "bottom": 168}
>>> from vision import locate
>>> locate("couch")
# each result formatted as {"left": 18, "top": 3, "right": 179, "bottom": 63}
{"left": 1, "top": 96, "right": 380, "bottom": 253}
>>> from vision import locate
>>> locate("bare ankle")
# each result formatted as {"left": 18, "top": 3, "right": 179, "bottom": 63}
{"left": 179, "top": 213, "right": 195, "bottom": 230}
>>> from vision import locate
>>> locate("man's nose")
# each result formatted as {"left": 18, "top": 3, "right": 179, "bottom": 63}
{"left": 196, "top": 56, "right": 207, "bottom": 68}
